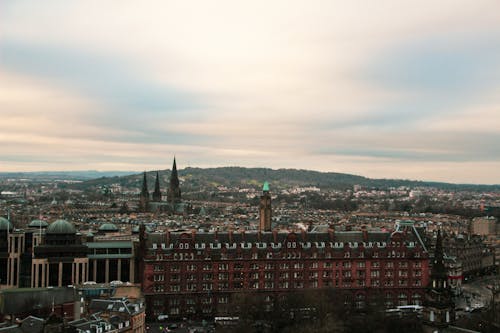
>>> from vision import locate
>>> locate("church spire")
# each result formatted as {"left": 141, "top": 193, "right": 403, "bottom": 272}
{"left": 431, "top": 229, "right": 447, "bottom": 289}
{"left": 152, "top": 171, "right": 162, "bottom": 202}
{"left": 167, "top": 157, "right": 182, "bottom": 204}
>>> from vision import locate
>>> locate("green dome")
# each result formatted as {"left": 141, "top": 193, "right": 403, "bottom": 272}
{"left": 29, "top": 219, "right": 49, "bottom": 228}
{"left": 46, "top": 219, "right": 76, "bottom": 234}
{"left": 98, "top": 223, "right": 119, "bottom": 232}
{"left": 0, "top": 217, "right": 13, "bottom": 231}
{"left": 263, "top": 181, "right": 270, "bottom": 192}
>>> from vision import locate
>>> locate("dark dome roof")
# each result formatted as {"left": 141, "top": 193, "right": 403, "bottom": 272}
{"left": 29, "top": 219, "right": 49, "bottom": 228}
{"left": 98, "top": 223, "right": 119, "bottom": 232}
{"left": 46, "top": 219, "right": 76, "bottom": 234}
{"left": 0, "top": 217, "right": 13, "bottom": 231}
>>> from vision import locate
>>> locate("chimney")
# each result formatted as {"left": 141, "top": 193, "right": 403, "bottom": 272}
{"left": 273, "top": 229, "right": 278, "bottom": 243}
{"left": 166, "top": 230, "right": 170, "bottom": 246}
{"left": 301, "top": 229, "right": 306, "bottom": 242}
{"left": 191, "top": 230, "right": 196, "bottom": 242}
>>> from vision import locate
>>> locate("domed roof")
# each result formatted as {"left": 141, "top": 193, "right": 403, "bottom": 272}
{"left": 46, "top": 219, "right": 76, "bottom": 234}
{"left": 29, "top": 219, "right": 49, "bottom": 228}
{"left": 0, "top": 217, "right": 13, "bottom": 231}
{"left": 98, "top": 223, "right": 119, "bottom": 232}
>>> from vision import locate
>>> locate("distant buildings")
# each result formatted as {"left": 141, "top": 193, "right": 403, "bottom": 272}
{"left": 139, "top": 158, "right": 188, "bottom": 214}
{"left": 471, "top": 216, "right": 497, "bottom": 236}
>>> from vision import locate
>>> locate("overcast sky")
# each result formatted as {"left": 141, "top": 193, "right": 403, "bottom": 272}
{"left": 1, "top": 0, "right": 500, "bottom": 184}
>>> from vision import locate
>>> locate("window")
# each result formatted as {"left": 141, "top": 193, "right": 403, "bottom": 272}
{"left": 218, "top": 296, "right": 228, "bottom": 304}
{"left": 357, "top": 262, "right": 366, "bottom": 268}
{"left": 310, "top": 262, "right": 318, "bottom": 269}
{"left": 265, "top": 263, "right": 275, "bottom": 270}
{"left": 218, "top": 263, "right": 228, "bottom": 270}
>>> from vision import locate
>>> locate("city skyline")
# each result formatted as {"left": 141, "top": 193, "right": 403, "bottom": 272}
{"left": 1, "top": 1, "right": 500, "bottom": 184}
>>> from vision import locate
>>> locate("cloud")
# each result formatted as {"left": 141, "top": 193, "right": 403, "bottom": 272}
{"left": 1, "top": 0, "right": 500, "bottom": 183}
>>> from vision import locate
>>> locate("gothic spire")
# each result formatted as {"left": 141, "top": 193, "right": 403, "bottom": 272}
{"left": 431, "top": 229, "right": 447, "bottom": 288}
{"left": 167, "top": 157, "right": 182, "bottom": 203}
{"left": 170, "top": 157, "right": 179, "bottom": 188}
{"left": 141, "top": 172, "right": 149, "bottom": 197}
{"left": 152, "top": 171, "right": 162, "bottom": 201}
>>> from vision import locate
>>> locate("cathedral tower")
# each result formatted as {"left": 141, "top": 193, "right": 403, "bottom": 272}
{"left": 167, "top": 158, "right": 182, "bottom": 204}
{"left": 259, "top": 181, "right": 272, "bottom": 232}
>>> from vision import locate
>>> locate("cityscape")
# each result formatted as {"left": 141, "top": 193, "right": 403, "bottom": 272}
{"left": 2, "top": 1, "right": 500, "bottom": 333}
{"left": 0, "top": 158, "right": 499, "bottom": 332}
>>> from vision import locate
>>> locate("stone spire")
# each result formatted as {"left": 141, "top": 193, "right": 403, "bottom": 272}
{"left": 431, "top": 229, "right": 447, "bottom": 289}
{"left": 423, "top": 229, "right": 455, "bottom": 328}
{"left": 152, "top": 171, "right": 162, "bottom": 202}
{"left": 167, "top": 157, "right": 181, "bottom": 204}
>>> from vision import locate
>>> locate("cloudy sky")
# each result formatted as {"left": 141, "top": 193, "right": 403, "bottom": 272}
{"left": 1, "top": 1, "right": 500, "bottom": 184}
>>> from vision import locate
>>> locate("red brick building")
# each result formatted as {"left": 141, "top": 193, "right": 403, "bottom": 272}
{"left": 140, "top": 228, "right": 429, "bottom": 319}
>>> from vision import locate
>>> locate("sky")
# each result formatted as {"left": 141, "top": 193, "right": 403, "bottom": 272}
{"left": 1, "top": 0, "right": 500, "bottom": 184}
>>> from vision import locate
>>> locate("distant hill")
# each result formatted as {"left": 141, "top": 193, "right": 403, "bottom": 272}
{"left": 65, "top": 167, "right": 500, "bottom": 192}
{"left": 0, "top": 170, "right": 136, "bottom": 181}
